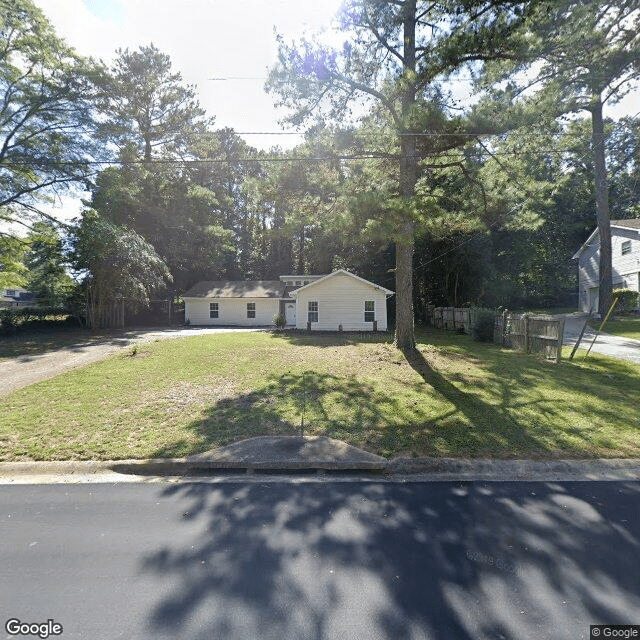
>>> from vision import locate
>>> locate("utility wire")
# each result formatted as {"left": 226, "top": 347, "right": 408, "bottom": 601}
{"left": 412, "top": 110, "right": 640, "bottom": 271}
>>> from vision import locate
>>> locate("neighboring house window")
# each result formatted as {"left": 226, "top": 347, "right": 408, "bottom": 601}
{"left": 209, "top": 302, "right": 219, "bottom": 318}
{"left": 308, "top": 301, "right": 318, "bottom": 323}
{"left": 6, "top": 290, "right": 15, "bottom": 297}
{"left": 365, "top": 300, "right": 375, "bottom": 322}
{"left": 621, "top": 240, "right": 631, "bottom": 255}
{"left": 247, "top": 302, "right": 256, "bottom": 318}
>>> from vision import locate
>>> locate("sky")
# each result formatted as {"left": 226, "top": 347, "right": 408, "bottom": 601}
{"left": 28, "top": 0, "right": 640, "bottom": 224}
{"left": 32, "top": 0, "right": 354, "bottom": 222}
{"left": 36, "top": 0, "right": 346, "bottom": 151}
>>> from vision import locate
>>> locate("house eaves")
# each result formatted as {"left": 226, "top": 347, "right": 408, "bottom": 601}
{"left": 572, "top": 221, "right": 640, "bottom": 260}
{"left": 289, "top": 269, "right": 394, "bottom": 296}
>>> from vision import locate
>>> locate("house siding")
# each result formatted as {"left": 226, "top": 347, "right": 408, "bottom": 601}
{"left": 578, "top": 227, "right": 640, "bottom": 312}
{"left": 294, "top": 273, "right": 389, "bottom": 331}
{"left": 184, "top": 297, "right": 279, "bottom": 326}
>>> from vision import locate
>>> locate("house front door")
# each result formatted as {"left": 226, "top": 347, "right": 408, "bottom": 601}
{"left": 285, "top": 302, "right": 296, "bottom": 326}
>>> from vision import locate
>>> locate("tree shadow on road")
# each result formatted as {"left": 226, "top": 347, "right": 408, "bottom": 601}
{"left": 139, "top": 480, "right": 640, "bottom": 639}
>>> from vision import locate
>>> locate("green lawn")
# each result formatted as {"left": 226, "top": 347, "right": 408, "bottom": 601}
{"left": 1, "top": 328, "right": 640, "bottom": 461}
{"left": 595, "top": 317, "right": 640, "bottom": 341}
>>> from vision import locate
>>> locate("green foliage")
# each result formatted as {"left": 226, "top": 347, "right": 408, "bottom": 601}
{"left": 97, "top": 44, "right": 211, "bottom": 160}
{"left": 471, "top": 309, "right": 496, "bottom": 342}
{"left": 273, "top": 313, "right": 286, "bottom": 329}
{"left": 24, "top": 222, "right": 75, "bottom": 307}
{"left": 613, "top": 289, "right": 640, "bottom": 312}
{"left": 71, "top": 211, "right": 171, "bottom": 328}
{"left": 0, "top": 0, "right": 100, "bottom": 232}
{"left": 0, "top": 307, "right": 74, "bottom": 336}
{"left": 0, "top": 237, "right": 28, "bottom": 288}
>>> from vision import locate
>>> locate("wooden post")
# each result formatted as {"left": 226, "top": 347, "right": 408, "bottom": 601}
{"left": 373, "top": 320, "right": 378, "bottom": 332}
{"left": 556, "top": 317, "right": 565, "bottom": 363}
{"left": 307, "top": 321, "right": 311, "bottom": 332}
{"left": 502, "top": 310, "right": 508, "bottom": 346}
{"left": 524, "top": 314, "right": 530, "bottom": 353}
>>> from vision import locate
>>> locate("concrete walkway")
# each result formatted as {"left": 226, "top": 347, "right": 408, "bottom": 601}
{"left": 560, "top": 313, "right": 640, "bottom": 364}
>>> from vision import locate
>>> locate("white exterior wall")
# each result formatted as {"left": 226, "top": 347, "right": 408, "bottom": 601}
{"left": 578, "top": 228, "right": 640, "bottom": 312}
{"left": 184, "top": 297, "right": 279, "bottom": 326}
{"left": 294, "top": 273, "right": 389, "bottom": 331}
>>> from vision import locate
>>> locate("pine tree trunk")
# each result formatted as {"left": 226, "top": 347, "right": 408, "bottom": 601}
{"left": 394, "top": 0, "right": 417, "bottom": 351}
{"left": 297, "top": 224, "right": 305, "bottom": 274}
{"left": 591, "top": 97, "right": 612, "bottom": 317}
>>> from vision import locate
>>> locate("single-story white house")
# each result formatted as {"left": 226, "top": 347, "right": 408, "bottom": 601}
{"left": 572, "top": 219, "right": 640, "bottom": 312}
{"left": 183, "top": 269, "right": 394, "bottom": 330}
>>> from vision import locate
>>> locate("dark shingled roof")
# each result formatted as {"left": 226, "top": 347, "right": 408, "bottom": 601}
{"left": 612, "top": 219, "right": 640, "bottom": 230}
{"left": 183, "top": 281, "right": 286, "bottom": 298}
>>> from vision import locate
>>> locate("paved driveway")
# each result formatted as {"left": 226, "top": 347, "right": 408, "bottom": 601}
{"left": 561, "top": 313, "right": 640, "bottom": 364}
{"left": 0, "top": 327, "right": 265, "bottom": 398}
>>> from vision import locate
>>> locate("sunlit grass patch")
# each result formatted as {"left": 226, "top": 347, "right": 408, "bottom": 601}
{"left": 1, "top": 328, "right": 639, "bottom": 461}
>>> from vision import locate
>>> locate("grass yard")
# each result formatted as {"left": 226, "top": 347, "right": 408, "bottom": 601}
{"left": 1, "top": 328, "right": 640, "bottom": 461}
{"left": 594, "top": 317, "right": 640, "bottom": 341}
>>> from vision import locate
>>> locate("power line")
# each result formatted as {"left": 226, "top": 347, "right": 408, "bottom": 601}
{"left": 412, "top": 110, "right": 640, "bottom": 271}
{"left": 2, "top": 147, "right": 615, "bottom": 168}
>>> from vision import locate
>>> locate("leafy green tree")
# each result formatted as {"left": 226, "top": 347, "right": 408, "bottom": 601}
{"left": 459, "top": 0, "right": 640, "bottom": 315}
{"left": 71, "top": 211, "right": 171, "bottom": 328}
{"left": 0, "top": 236, "right": 28, "bottom": 288}
{"left": 0, "top": 0, "right": 99, "bottom": 232}
{"left": 267, "top": 0, "right": 533, "bottom": 348}
{"left": 97, "top": 44, "right": 211, "bottom": 161}
{"left": 24, "top": 221, "right": 74, "bottom": 307}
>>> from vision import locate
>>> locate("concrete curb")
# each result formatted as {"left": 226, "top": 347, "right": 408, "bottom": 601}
{"left": 1, "top": 457, "right": 640, "bottom": 482}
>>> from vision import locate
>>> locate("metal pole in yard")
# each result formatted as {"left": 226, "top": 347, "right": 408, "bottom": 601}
{"left": 584, "top": 297, "right": 619, "bottom": 359}
{"left": 569, "top": 313, "right": 592, "bottom": 361}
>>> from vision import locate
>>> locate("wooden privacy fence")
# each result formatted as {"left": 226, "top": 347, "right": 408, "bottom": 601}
{"left": 428, "top": 306, "right": 565, "bottom": 361}
{"left": 428, "top": 306, "right": 484, "bottom": 334}
{"left": 495, "top": 311, "right": 565, "bottom": 362}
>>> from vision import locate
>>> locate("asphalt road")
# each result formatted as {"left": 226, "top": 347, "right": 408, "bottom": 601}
{"left": 2, "top": 480, "right": 639, "bottom": 640}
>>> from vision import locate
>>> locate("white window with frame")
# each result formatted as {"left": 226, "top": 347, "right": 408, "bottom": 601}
{"left": 621, "top": 240, "right": 631, "bottom": 255}
{"left": 209, "top": 302, "right": 219, "bottom": 318}
{"left": 364, "top": 300, "right": 375, "bottom": 322}
{"left": 247, "top": 302, "right": 256, "bottom": 318}
{"left": 308, "top": 301, "right": 318, "bottom": 323}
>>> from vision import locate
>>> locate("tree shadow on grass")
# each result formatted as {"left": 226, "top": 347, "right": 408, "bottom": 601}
{"left": 409, "top": 327, "right": 640, "bottom": 457}
{"left": 139, "top": 480, "right": 640, "bottom": 639}
{"left": 151, "top": 327, "right": 640, "bottom": 460}
{"left": 150, "top": 371, "right": 403, "bottom": 459}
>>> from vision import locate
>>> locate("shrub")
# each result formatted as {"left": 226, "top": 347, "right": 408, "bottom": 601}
{"left": 472, "top": 309, "right": 496, "bottom": 342}
{"left": 273, "top": 313, "right": 286, "bottom": 329}
{"left": 613, "top": 288, "right": 640, "bottom": 312}
{"left": 0, "top": 309, "right": 18, "bottom": 336}
{"left": 0, "top": 307, "right": 74, "bottom": 335}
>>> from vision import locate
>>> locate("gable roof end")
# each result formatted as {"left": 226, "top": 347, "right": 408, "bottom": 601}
{"left": 572, "top": 219, "right": 640, "bottom": 259}
{"left": 289, "top": 269, "right": 394, "bottom": 296}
